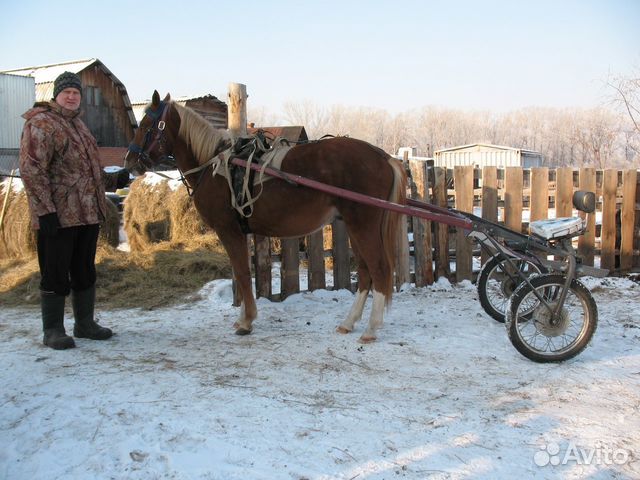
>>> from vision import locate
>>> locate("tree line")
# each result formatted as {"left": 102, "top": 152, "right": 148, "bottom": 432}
{"left": 250, "top": 70, "right": 639, "bottom": 169}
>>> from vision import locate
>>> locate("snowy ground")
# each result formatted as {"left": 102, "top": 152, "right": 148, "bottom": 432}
{"left": 1, "top": 272, "right": 639, "bottom": 479}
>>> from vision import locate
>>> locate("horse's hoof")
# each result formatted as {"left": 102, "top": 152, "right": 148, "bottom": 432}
{"left": 358, "top": 335, "right": 376, "bottom": 344}
{"left": 235, "top": 327, "right": 253, "bottom": 336}
{"left": 336, "top": 326, "right": 352, "bottom": 334}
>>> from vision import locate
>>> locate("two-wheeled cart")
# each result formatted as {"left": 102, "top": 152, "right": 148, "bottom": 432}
{"left": 232, "top": 155, "right": 607, "bottom": 363}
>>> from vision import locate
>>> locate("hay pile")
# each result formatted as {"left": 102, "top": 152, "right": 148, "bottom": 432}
{"left": 0, "top": 180, "right": 121, "bottom": 259}
{"left": 0, "top": 182, "right": 36, "bottom": 259}
{"left": 123, "top": 175, "right": 172, "bottom": 251}
{"left": 123, "top": 174, "right": 225, "bottom": 254}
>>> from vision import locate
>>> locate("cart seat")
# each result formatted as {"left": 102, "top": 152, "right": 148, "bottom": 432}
{"left": 529, "top": 217, "right": 585, "bottom": 239}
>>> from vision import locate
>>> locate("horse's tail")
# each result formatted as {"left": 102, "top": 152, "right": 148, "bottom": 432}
{"left": 381, "top": 157, "right": 408, "bottom": 305}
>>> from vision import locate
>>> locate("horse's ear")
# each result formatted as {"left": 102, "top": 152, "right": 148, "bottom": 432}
{"left": 163, "top": 93, "right": 171, "bottom": 102}
{"left": 152, "top": 90, "right": 160, "bottom": 106}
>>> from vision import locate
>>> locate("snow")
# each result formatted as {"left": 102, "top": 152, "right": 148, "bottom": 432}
{"left": 1, "top": 268, "right": 639, "bottom": 479}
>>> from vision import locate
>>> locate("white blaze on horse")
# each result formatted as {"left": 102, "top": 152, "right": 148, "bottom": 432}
{"left": 125, "top": 91, "right": 407, "bottom": 343}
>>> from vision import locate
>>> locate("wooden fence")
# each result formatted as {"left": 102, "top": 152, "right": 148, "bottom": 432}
{"left": 246, "top": 165, "right": 639, "bottom": 302}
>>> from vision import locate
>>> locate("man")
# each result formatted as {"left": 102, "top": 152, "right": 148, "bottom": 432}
{"left": 19, "top": 71, "right": 113, "bottom": 350}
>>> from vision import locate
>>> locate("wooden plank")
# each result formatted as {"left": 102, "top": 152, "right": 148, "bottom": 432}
{"left": 556, "top": 167, "right": 574, "bottom": 218}
{"left": 600, "top": 169, "right": 618, "bottom": 272}
{"left": 280, "top": 238, "right": 300, "bottom": 300}
{"left": 481, "top": 166, "right": 497, "bottom": 264}
{"left": 253, "top": 234, "right": 272, "bottom": 299}
{"left": 530, "top": 167, "right": 549, "bottom": 222}
{"left": 432, "top": 167, "right": 450, "bottom": 280}
{"left": 454, "top": 166, "right": 474, "bottom": 282}
{"left": 578, "top": 168, "right": 596, "bottom": 266}
{"left": 306, "top": 230, "right": 326, "bottom": 291}
{"left": 620, "top": 169, "right": 637, "bottom": 271}
{"left": 504, "top": 167, "right": 523, "bottom": 233}
{"left": 331, "top": 217, "right": 352, "bottom": 291}
{"left": 409, "top": 160, "right": 434, "bottom": 286}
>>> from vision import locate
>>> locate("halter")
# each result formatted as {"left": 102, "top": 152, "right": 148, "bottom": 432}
{"left": 127, "top": 101, "right": 175, "bottom": 173}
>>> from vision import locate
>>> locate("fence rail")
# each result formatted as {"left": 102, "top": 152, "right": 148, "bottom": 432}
{"left": 248, "top": 165, "right": 639, "bottom": 302}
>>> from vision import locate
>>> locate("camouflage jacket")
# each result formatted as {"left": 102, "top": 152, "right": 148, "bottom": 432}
{"left": 19, "top": 101, "right": 107, "bottom": 229}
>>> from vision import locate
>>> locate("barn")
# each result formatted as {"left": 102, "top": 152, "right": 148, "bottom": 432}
{"left": 1, "top": 58, "right": 137, "bottom": 168}
{"left": 132, "top": 94, "right": 228, "bottom": 129}
{"left": 434, "top": 143, "right": 543, "bottom": 168}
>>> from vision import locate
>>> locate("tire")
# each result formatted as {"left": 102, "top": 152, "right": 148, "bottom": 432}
{"left": 477, "top": 255, "right": 546, "bottom": 323}
{"left": 506, "top": 274, "right": 598, "bottom": 363}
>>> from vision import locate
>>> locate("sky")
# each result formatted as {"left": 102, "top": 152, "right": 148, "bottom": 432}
{"left": 1, "top": 0, "right": 639, "bottom": 118}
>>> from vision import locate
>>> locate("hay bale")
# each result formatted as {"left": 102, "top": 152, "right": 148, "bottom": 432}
{"left": 123, "top": 174, "right": 172, "bottom": 252}
{"left": 0, "top": 179, "right": 118, "bottom": 259}
{"left": 167, "top": 184, "right": 224, "bottom": 251}
{"left": 0, "top": 182, "right": 36, "bottom": 259}
{"left": 100, "top": 197, "right": 120, "bottom": 248}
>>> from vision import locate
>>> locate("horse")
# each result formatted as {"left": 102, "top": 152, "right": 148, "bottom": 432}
{"left": 124, "top": 91, "right": 407, "bottom": 343}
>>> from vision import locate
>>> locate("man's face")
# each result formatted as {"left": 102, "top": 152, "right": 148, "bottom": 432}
{"left": 55, "top": 88, "right": 81, "bottom": 111}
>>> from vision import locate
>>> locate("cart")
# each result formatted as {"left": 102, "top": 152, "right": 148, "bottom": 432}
{"left": 231, "top": 153, "right": 607, "bottom": 363}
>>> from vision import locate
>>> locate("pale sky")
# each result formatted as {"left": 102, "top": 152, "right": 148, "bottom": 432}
{"left": 1, "top": 0, "right": 638, "bottom": 117}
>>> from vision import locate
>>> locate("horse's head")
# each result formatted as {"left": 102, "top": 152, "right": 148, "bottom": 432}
{"left": 125, "top": 90, "right": 179, "bottom": 175}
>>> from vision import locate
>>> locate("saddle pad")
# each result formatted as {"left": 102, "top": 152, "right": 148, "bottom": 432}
{"left": 529, "top": 217, "right": 585, "bottom": 239}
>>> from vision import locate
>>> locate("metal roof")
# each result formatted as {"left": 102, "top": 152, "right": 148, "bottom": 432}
{"left": 434, "top": 143, "right": 542, "bottom": 156}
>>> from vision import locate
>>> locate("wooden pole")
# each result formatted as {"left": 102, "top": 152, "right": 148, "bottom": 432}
{"left": 227, "top": 83, "right": 248, "bottom": 137}
{"left": 228, "top": 83, "right": 248, "bottom": 305}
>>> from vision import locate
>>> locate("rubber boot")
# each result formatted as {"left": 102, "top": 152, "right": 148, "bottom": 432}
{"left": 42, "top": 291, "right": 75, "bottom": 350}
{"left": 72, "top": 286, "right": 113, "bottom": 340}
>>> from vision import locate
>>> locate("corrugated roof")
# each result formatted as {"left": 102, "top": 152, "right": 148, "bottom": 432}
{"left": 434, "top": 143, "right": 541, "bottom": 155}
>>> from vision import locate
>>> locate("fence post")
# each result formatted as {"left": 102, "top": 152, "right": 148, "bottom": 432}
{"left": 331, "top": 218, "right": 352, "bottom": 291}
{"left": 530, "top": 167, "right": 549, "bottom": 222}
{"left": 432, "top": 167, "right": 450, "bottom": 280}
{"left": 253, "top": 235, "right": 272, "bottom": 299}
{"left": 620, "top": 169, "right": 637, "bottom": 271}
{"left": 504, "top": 167, "right": 523, "bottom": 233}
{"left": 280, "top": 238, "right": 300, "bottom": 300}
{"left": 307, "top": 230, "right": 326, "bottom": 291}
{"left": 409, "top": 159, "right": 434, "bottom": 286}
{"left": 578, "top": 168, "right": 596, "bottom": 266}
{"left": 481, "top": 166, "right": 498, "bottom": 264}
{"left": 454, "top": 166, "right": 474, "bottom": 281}
{"left": 601, "top": 169, "right": 618, "bottom": 272}
{"left": 556, "top": 167, "right": 574, "bottom": 218}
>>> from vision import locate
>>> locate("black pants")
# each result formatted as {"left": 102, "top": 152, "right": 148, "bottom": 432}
{"left": 37, "top": 224, "right": 100, "bottom": 296}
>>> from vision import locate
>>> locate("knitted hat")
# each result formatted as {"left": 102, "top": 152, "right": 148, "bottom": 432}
{"left": 53, "top": 71, "right": 82, "bottom": 99}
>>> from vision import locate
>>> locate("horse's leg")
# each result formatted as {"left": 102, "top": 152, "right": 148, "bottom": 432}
{"left": 341, "top": 215, "right": 394, "bottom": 344}
{"left": 359, "top": 290, "right": 386, "bottom": 344}
{"left": 216, "top": 230, "right": 257, "bottom": 335}
{"left": 336, "top": 253, "right": 371, "bottom": 334}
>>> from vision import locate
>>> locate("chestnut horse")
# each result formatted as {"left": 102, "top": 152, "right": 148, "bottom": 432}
{"left": 125, "top": 91, "right": 407, "bottom": 343}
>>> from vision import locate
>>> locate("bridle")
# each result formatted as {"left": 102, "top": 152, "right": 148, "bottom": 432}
{"left": 127, "top": 101, "right": 175, "bottom": 173}
{"left": 126, "top": 100, "right": 214, "bottom": 196}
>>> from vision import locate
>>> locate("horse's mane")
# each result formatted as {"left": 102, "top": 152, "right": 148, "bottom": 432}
{"left": 174, "top": 102, "right": 231, "bottom": 163}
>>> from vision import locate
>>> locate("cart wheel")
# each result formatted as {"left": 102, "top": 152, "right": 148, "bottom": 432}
{"left": 477, "top": 255, "right": 546, "bottom": 323}
{"left": 506, "top": 274, "right": 598, "bottom": 363}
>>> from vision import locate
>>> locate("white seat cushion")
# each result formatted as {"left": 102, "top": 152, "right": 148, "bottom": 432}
{"left": 530, "top": 217, "right": 585, "bottom": 239}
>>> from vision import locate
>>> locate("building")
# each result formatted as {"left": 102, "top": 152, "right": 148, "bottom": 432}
{"left": 1, "top": 58, "right": 137, "bottom": 168}
{"left": 132, "top": 94, "right": 228, "bottom": 130}
{"left": 0, "top": 73, "right": 35, "bottom": 174}
{"left": 434, "top": 143, "right": 543, "bottom": 168}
